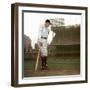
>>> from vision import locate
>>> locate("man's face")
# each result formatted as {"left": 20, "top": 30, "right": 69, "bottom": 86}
{"left": 45, "top": 22, "right": 50, "bottom": 28}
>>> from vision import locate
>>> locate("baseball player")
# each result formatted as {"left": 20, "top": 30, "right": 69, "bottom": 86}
{"left": 38, "top": 19, "right": 55, "bottom": 70}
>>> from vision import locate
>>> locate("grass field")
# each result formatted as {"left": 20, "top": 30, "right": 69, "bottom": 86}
{"left": 23, "top": 26, "right": 80, "bottom": 77}
{"left": 24, "top": 54, "right": 80, "bottom": 77}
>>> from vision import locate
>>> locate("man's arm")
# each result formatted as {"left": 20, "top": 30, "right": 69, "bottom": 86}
{"left": 38, "top": 25, "right": 43, "bottom": 47}
{"left": 47, "top": 29, "right": 56, "bottom": 45}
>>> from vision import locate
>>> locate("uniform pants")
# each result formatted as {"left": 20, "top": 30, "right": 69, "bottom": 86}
{"left": 39, "top": 39, "right": 48, "bottom": 69}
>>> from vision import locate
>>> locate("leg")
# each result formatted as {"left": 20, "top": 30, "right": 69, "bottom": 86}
{"left": 41, "top": 56, "right": 48, "bottom": 70}
{"left": 44, "top": 56, "right": 48, "bottom": 70}
{"left": 41, "top": 56, "right": 46, "bottom": 70}
{"left": 40, "top": 39, "right": 48, "bottom": 70}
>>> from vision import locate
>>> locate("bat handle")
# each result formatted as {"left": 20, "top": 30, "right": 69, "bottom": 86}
{"left": 35, "top": 49, "right": 40, "bottom": 71}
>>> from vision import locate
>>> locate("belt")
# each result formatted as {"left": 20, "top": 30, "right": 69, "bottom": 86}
{"left": 41, "top": 36, "right": 47, "bottom": 39}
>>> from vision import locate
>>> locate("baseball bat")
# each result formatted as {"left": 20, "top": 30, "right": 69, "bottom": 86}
{"left": 35, "top": 49, "right": 40, "bottom": 71}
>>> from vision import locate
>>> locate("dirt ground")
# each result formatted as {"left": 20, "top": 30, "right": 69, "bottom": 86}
{"left": 24, "top": 55, "right": 80, "bottom": 77}
{"left": 24, "top": 68, "right": 80, "bottom": 77}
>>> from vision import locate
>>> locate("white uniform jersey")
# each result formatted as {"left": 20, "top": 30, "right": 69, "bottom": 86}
{"left": 38, "top": 25, "right": 49, "bottom": 43}
{"left": 38, "top": 24, "right": 56, "bottom": 56}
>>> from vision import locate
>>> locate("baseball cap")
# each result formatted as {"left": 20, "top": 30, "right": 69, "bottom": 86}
{"left": 45, "top": 19, "right": 52, "bottom": 25}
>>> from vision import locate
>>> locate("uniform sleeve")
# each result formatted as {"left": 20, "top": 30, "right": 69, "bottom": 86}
{"left": 47, "top": 28, "right": 56, "bottom": 45}
{"left": 52, "top": 30, "right": 56, "bottom": 37}
{"left": 38, "top": 25, "right": 43, "bottom": 43}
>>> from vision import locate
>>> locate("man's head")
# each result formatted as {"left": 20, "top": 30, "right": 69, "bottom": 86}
{"left": 45, "top": 19, "right": 52, "bottom": 28}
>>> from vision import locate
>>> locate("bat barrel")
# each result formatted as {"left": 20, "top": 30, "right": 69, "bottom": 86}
{"left": 35, "top": 50, "right": 40, "bottom": 71}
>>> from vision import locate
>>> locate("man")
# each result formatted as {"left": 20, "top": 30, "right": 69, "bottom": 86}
{"left": 38, "top": 19, "right": 55, "bottom": 70}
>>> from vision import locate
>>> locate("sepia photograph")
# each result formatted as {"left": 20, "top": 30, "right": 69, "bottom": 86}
{"left": 23, "top": 11, "right": 81, "bottom": 77}
{"left": 11, "top": 3, "right": 88, "bottom": 87}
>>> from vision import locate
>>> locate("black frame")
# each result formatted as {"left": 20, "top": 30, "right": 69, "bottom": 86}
{"left": 11, "top": 3, "right": 88, "bottom": 87}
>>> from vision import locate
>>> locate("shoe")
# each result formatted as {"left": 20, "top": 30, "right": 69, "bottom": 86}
{"left": 45, "top": 65, "right": 49, "bottom": 70}
{"left": 41, "top": 66, "right": 45, "bottom": 70}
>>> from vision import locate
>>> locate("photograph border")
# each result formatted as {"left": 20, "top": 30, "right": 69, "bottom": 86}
{"left": 11, "top": 3, "right": 88, "bottom": 87}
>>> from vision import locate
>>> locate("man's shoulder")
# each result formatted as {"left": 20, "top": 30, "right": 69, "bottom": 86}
{"left": 39, "top": 24, "right": 44, "bottom": 28}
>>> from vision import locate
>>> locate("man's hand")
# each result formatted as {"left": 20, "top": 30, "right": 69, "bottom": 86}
{"left": 39, "top": 42, "right": 43, "bottom": 46}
